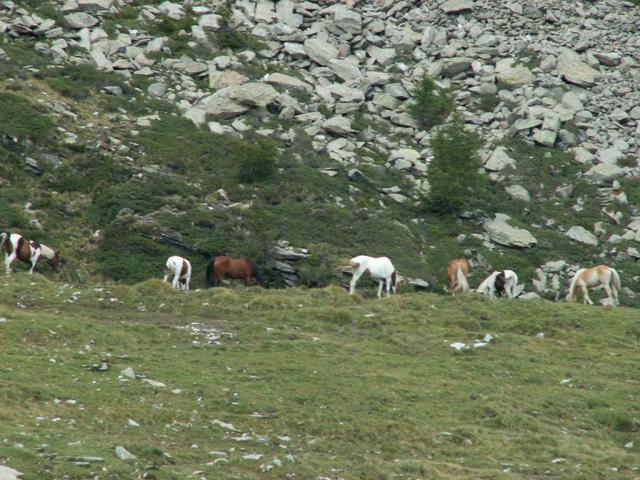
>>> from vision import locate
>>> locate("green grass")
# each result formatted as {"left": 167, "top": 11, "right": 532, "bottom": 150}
{"left": 0, "top": 276, "right": 638, "bottom": 479}
{"left": 0, "top": 92, "right": 54, "bottom": 142}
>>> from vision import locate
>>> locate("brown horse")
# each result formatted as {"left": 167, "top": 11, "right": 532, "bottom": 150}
{"left": 1, "top": 232, "right": 60, "bottom": 274}
{"left": 205, "top": 256, "right": 264, "bottom": 288}
{"left": 447, "top": 258, "right": 470, "bottom": 295}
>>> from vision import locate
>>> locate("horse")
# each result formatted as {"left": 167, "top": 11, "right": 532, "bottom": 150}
{"left": 349, "top": 255, "right": 399, "bottom": 298}
{"left": 163, "top": 256, "right": 191, "bottom": 290}
{"left": 1, "top": 232, "right": 60, "bottom": 274}
{"left": 476, "top": 270, "right": 518, "bottom": 299}
{"left": 567, "top": 265, "right": 620, "bottom": 305}
{"left": 204, "top": 256, "right": 264, "bottom": 288}
{"left": 447, "top": 258, "right": 470, "bottom": 295}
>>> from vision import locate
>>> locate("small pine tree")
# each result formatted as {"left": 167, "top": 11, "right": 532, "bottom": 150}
{"left": 236, "top": 138, "right": 276, "bottom": 184}
{"left": 409, "top": 75, "right": 454, "bottom": 130}
{"left": 426, "top": 115, "right": 483, "bottom": 215}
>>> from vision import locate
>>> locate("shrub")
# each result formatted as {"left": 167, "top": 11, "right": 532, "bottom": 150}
{"left": 40, "top": 64, "right": 131, "bottom": 100}
{"left": 236, "top": 138, "right": 276, "bottom": 184}
{"left": 426, "top": 115, "right": 483, "bottom": 215}
{"left": 409, "top": 75, "right": 454, "bottom": 130}
{"left": 213, "top": 2, "right": 265, "bottom": 51}
{"left": 0, "top": 92, "right": 54, "bottom": 143}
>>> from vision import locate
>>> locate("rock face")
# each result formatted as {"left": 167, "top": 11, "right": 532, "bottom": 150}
{"left": 485, "top": 214, "right": 537, "bottom": 248}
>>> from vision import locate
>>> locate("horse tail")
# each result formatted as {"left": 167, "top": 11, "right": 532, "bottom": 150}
{"left": 0, "top": 232, "right": 7, "bottom": 253}
{"left": 247, "top": 258, "right": 264, "bottom": 287}
{"left": 205, "top": 259, "right": 216, "bottom": 288}
{"left": 610, "top": 267, "right": 621, "bottom": 292}
{"left": 566, "top": 269, "right": 583, "bottom": 302}
{"left": 456, "top": 264, "right": 469, "bottom": 293}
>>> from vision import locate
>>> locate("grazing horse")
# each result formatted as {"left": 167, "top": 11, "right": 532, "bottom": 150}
{"left": 476, "top": 270, "right": 518, "bottom": 299}
{"left": 205, "top": 256, "right": 264, "bottom": 288}
{"left": 1, "top": 232, "right": 60, "bottom": 274}
{"left": 567, "top": 265, "right": 620, "bottom": 305}
{"left": 447, "top": 258, "right": 470, "bottom": 295}
{"left": 163, "top": 256, "right": 191, "bottom": 290}
{"left": 349, "top": 255, "right": 399, "bottom": 298}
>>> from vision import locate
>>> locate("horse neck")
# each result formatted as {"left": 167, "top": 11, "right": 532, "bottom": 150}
{"left": 39, "top": 244, "right": 55, "bottom": 259}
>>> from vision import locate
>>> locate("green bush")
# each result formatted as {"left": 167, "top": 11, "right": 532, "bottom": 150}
{"left": 409, "top": 75, "right": 454, "bottom": 130}
{"left": 40, "top": 64, "right": 132, "bottom": 100}
{"left": 213, "top": 2, "right": 265, "bottom": 51}
{"left": 426, "top": 115, "right": 483, "bottom": 215}
{"left": 236, "top": 138, "right": 276, "bottom": 184}
{"left": 0, "top": 92, "right": 54, "bottom": 143}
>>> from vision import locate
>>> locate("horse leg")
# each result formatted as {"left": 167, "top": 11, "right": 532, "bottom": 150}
{"left": 377, "top": 280, "right": 383, "bottom": 298}
{"left": 5, "top": 251, "right": 16, "bottom": 274}
{"left": 581, "top": 285, "right": 593, "bottom": 305}
{"left": 244, "top": 276, "right": 251, "bottom": 286}
{"left": 172, "top": 270, "right": 180, "bottom": 289}
{"left": 184, "top": 276, "right": 190, "bottom": 291}
{"left": 349, "top": 269, "right": 364, "bottom": 295}
{"left": 603, "top": 284, "right": 615, "bottom": 305}
{"left": 386, "top": 277, "right": 391, "bottom": 297}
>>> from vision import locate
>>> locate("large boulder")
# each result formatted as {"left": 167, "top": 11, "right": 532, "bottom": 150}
{"left": 496, "top": 58, "right": 535, "bottom": 87}
{"left": 199, "top": 82, "right": 279, "bottom": 119}
{"left": 64, "top": 12, "right": 98, "bottom": 28}
{"left": 263, "top": 73, "right": 312, "bottom": 93}
{"left": 304, "top": 38, "right": 338, "bottom": 67}
{"left": 557, "top": 48, "right": 602, "bottom": 88}
{"left": 485, "top": 213, "right": 537, "bottom": 248}
{"left": 333, "top": 6, "right": 362, "bottom": 34}
{"left": 565, "top": 226, "right": 598, "bottom": 246}
{"left": 441, "top": 0, "right": 474, "bottom": 13}
{"left": 584, "top": 162, "right": 625, "bottom": 184}
{"left": 484, "top": 147, "right": 515, "bottom": 171}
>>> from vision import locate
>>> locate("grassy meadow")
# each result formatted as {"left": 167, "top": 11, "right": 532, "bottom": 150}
{"left": 0, "top": 275, "right": 639, "bottom": 479}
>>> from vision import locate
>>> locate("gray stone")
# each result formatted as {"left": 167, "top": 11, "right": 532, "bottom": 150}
{"left": 333, "top": 6, "right": 362, "bottom": 34}
{"left": 147, "top": 82, "right": 167, "bottom": 97}
{"left": 484, "top": 146, "right": 515, "bottom": 171}
{"left": 495, "top": 58, "right": 535, "bottom": 87}
{"left": 518, "top": 292, "right": 541, "bottom": 300}
{"left": 329, "top": 58, "right": 362, "bottom": 82}
{"left": 584, "top": 163, "right": 625, "bottom": 184}
{"left": 115, "top": 446, "right": 136, "bottom": 461}
{"left": 304, "top": 38, "right": 338, "bottom": 67}
{"left": 485, "top": 213, "right": 537, "bottom": 248}
{"left": 323, "top": 116, "right": 352, "bottom": 135}
{"left": 593, "top": 52, "right": 621, "bottom": 66}
{"left": 158, "top": 1, "right": 184, "bottom": 20}
{"left": 557, "top": 48, "right": 602, "bottom": 88}
{"left": 441, "top": 57, "right": 473, "bottom": 77}
{"left": 64, "top": 12, "right": 98, "bottom": 28}
{"left": 78, "top": 0, "right": 114, "bottom": 9}
{"left": 441, "top": 0, "right": 474, "bottom": 13}
{"left": 263, "top": 73, "right": 312, "bottom": 93}
{"left": 367, "top": 46, "right": 396, "bottom": 67}
{"left": 505, "top": 185, "right": 531, "bottom": 202}
{"left": 389, "top": 149, "right": 420, "bottom": 170}
{"left": 565, "top": 226, "right": 598, "bottom": 246}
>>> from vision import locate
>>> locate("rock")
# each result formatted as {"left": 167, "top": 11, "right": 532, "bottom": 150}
{"left": 77, "top": 0, "right": 114, "bottom": 9}
{"left": 158, "top": 1, "right": 184, "bottom": 20}
{"left": 441, "top": 57, "right": 472, "bottom": 77}
{"left": 505, "top": 185, "right": 531, "bottom": 202}
{"left": 484, "top": 146, "right": 515, "bottom": 171}
{"left": 389, "top": 149, "right": 420, "bottom": 170}
{"left": 441, "top": 0, "right": 474, "bottom": 13}
{"left": 263, "top": 73, "right": 312, "bottom": 93}
{"left": 142, "top": 379, "right": 166, "bottom": 388}
{"left": 495, "top": 58, "right": 535, "bottom": 87}
{"left": 120, "top": 367, "right": 136, "bottom": 379}
{"left": 518, "top": 292, "right": 541, "bottom": 300}
{"left": 484, "top": 213, "right": 537, "bottom": 248}
{"left": 304, "top": 38, "right": 338, "bottom": 67}
{"left": 584, "top": 163, "right": 625, "bottom": 184}
{"left": 328, "top": 58, "right": 362, "bottom": 82}
{"left": 593, "top": 52, "right": 621, "bottom": 67}
{"left": 557, "top": 48, "right": 602, "bottom": 88}
{"left": 0, "top": 466, "right": 21, "bottom": 480}
{"left": 64, "top": 12, "right": 98, "bottom": 28}
{"left": 209, "top": 70, "right": 248, "bottom": 90}
{"left": 367, "top": 46, "right": 396, "bottom": 67}
{"left": 333, "top": 6, "right": 362, "bottom": 34}
{"left": 323, "top": 116, "right": 352, "bottom": 135}
{"left": 532, "top": 268, "right": 546, "bottom": 293}
{"left": 89, "top": 49, "right": 112, "bottom": 71}
{"left": 115, "top": 446, "right": 136, "bottom": 461}
{"left": 147, "top": 82, "right": 167, "bottom": 97}
{"left": 199, "top": 83, "right": 279, "bottom": 118}
{"left": 565, "top": 226, "right": 598, "bottom": 246}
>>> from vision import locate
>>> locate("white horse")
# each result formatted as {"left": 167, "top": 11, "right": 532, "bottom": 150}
{"left": 567, "top": 265, "right": 620, "bottom": 305}
{"left": 349, "top": 255, "right": 399, "bottom": 298}
{"left": 476, "top": 270, "right": 518, "bottom": 299}
{"left": 163, "top": 256, "right": 191, "bottom": 290}
{"left": 0, "top": 232, "right": 60, "bottom": 274}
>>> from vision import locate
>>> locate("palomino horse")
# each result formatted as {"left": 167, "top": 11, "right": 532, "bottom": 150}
{"left": 447, "top": 258, "right": 470, "bottom": 295}
{"left": 1, "top": 232, "right": 60, "bottom": 274}
{"left": 476, "top": 270, "right": 518, "bottom": 299}
{"left": 163, "top": 256, "right": 191, "bottom": 290}
{"left": 204, "top": 256, "right": 264, "bottom": 288}
{"left": 349, "top": 255, "right": 399, "bottom": 298}
{"left": 567, "top": 265, "right": 620, "bottom": 305}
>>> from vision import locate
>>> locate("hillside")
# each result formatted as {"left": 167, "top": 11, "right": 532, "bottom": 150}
{"left": 0, "top": 0, "right": 639, "bottom": 300}
{"left": 0, "top": 275, "right": 639, "bottom": 479}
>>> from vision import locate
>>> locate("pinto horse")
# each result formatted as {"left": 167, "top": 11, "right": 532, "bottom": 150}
{"left": 476, "top": 270, "right": 518, "bottom": 299}
{"left": 1, "top": 232, "right": 60, "bottom": 274}
{"left": 567, "top": 265, "right": 620, "bottom": 305}
{"left": 163, "top": 256, "right": 191, "bottom": 290}
{"left": 205, "top": 256, "right": 264, "bottom": 288}
{"left": 349, "top": 255, "right": 399, "bottom": 298}
{"left": 447, "top": 258, "right": 470, "bottom": 295}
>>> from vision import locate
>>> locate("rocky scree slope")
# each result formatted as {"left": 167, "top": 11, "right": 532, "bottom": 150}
{"left": 0, "top": 0, "right": 639, "bottom": 302}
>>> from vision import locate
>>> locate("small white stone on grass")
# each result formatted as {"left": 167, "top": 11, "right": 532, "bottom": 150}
{"left": 115, "top": 446, "right": 136, "bottom": 461}
{"left": 142, "top": 379, "right": 166, "bottom": 388}
{"left": 211, "top": 419, "right": 239, "bottom": 431}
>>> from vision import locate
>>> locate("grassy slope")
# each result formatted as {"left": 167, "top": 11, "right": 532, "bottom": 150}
{"left": 0, "top": 275, "right": 638, "bottom": 479}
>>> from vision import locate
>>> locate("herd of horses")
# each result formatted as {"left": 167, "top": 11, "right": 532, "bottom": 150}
{"left": 0, "top": 231, "right": 622, "bottom": 306}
